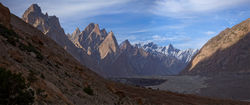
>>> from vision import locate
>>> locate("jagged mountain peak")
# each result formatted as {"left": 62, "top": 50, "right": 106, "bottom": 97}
{"left": 73, "top": 27, "right": 81, "bottom": 35}
{"left": 84, "top": 23, "right": 101, "bottom": 35}
{"left": 22, "top": 4, "right": 62, "bottom": 35}
{"left": 27, "top": 4, "right": 41, "bottom": 13}
{"left": 22, "top": 4, "right": 45, "bottom": 24}
{"left": 84, "top": 23, "right": 95, "bottom": 33}
{"left": 109, "top": 30, "right": 114, "bottom": 35}
{"left": 98, "top": 31, "right": 119, "bottom": 59}
{"left": 105, "top": 31, "right": 117, "bottom": 43}
{"left": 22, "top": 4, "right": 85, "bottom": 62}
{"left": 142, "top": 42, "right": 158, "bottom": 49}
{"left": 122, "top": 39, "right": 131, "bottom": 45}
{"left": 69, "top": 27, "right": 81, "bottom": 42}
{"left": 101, "top": 28, "right": 108, "bottom": 37}
{"left": 135, "top": 42, "right": 198, "bottom": 64}
{"left": 165, "top": 43, "right": 180, "bottom": 53}
{"left": 120, "top": 39, "right": 132, "bottom": 50}
{"left": 93, "top": 24, "right": 101, "bottom": 35}
{"left": 166, "top": 43, "right": 174, "bottom": 49}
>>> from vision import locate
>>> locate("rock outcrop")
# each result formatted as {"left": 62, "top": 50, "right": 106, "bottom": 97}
{"left": 23, "top": 4, "right": 73, "bottom": 50}
{"left": 22, "top": 4, "right": 95, "bottom": 71}
{"left": 0, "top": 3, "right": 10, "bottom": 28}
{"left": 182, "top": 18, "right": 250, "bottom": 75}
{"left": 98, "top": 31, "right": 119, "bottom": 59}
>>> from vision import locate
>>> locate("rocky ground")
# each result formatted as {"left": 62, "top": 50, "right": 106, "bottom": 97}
{"left": 146, "top": 75, "right": 208, "bottom": 94}
{"left": 117, "top": 74, "right": 250, "bottom": 102}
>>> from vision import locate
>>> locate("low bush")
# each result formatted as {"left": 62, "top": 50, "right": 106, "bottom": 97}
{"left": 27, "top": 70, "right": 38, "bottom": 83}
{"left": 0, "top": 67, "right": 34, "bottom": 105}
{"left": 83, "top": 85, "right": 94, "bottom": 96}
{"left": 0, "top": 24, "right": 19, "bottom": 46}
{"left": 19, "top": 43, "right": 43, "bottom": 60}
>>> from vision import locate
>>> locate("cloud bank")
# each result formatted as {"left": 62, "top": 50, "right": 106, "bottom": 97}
{"left": 152, "top": 0, "right": 250, "bottom": 18}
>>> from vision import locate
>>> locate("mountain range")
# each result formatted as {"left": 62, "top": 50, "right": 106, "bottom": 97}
{"left": 22, "top": 4, "right": 198, "bottom": 77}
{"left": 1, "top": 3, "right": 247, "bottom": 104}
{"left": 135, "top": 42, "right": 198, "bottom": 63}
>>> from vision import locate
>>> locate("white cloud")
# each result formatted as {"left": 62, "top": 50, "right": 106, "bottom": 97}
{"left": 149, "top": 34, "right": 191, "bottom": 43}
{"left": 129, "top": 24, "right": 188, "bottom": 34}
{"left": 129, "top": 29, "right": 149, "bottom": 34}
{"left": 39, "top": 0, "right": 131, "bottom": 19}
{"left": 152, "top": 35, "right": 168, "bottom": 42}
{"left": 152, "top": 0, "right": 250, "bottom": 18}
{"left": 2, "top": 0, "right": 132, "bottom": 21}
{"left": 205, "top": 31, "right": 216, "bottom": 36}
{"left": 116, "top": 34, "right": 137, "bottom": 43}
{"left": 174, "top": 37, "right": 209, "bottom": 49}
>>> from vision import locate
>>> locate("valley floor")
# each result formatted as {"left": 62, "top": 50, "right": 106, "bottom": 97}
{"left": 111, "top": 73, "right": 250, "bottom": 102}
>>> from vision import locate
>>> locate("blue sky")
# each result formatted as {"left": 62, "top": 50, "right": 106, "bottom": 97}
{"left": 1, "top": 0, "right": 250, "bottom": 49}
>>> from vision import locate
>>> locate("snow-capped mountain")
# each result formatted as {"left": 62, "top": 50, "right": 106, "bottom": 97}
{"left": 23, "top": 4, "right": 198, "bottom": 77}
{"left": 135, "top": 42, "right": 198, "bottom": 63}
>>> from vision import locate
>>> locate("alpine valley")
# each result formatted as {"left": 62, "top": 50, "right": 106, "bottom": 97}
{"left": 22, "top": 4, "right": 198, "bottom": 77}
{"left": 1, "top": 2, "right": 250, "bottom": 105}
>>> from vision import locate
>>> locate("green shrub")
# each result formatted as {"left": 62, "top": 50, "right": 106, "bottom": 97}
{"left": 36, "top": 88, "right": 47, "bottom": 98}
{"left": 0, "top": 67, "right": 34, "bottom": 105}
{"left": 19, "top": 43, "right": 43, "bottom": 60}
{"left": 0, "top": 24, "right": 19, "bottom": 46}
{"left": 64, "top": 72, "right": 71, "bottom": 77}
{"left": 83, "top": 85, "right": 94, "bottom": 96}
{"left": 0, "top": 24, "right": 43, "bottom": 61}
{"left": 40, "top": 73, "right": 45, "bottom": 79}
{"left": 27, "top": 70, "right": 38, "bottom": 83}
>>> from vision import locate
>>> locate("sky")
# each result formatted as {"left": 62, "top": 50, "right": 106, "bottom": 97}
{"left": 1, "top": 0, "right": 250, "bottom": 49}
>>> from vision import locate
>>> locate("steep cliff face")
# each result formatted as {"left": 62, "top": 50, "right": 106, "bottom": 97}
{"left": 78, "top": 23, "right": 106, "bottom": 55}
{"left": 182, "top": 18, "right": 250, "bottom": 75}
{"left": 0, "top": 3, "right": 10, "bottom": 29}
{"left": 68, "top": 27, "right": 82, "bottom": 48}
{"left": 22, "top": 4, "right": 73, "bottom": 50}
{"left": 98, "top": 31, "right": 119, "bottom": 59}
{"left": 22, "top": 4, "right": 95, "bottom": 71}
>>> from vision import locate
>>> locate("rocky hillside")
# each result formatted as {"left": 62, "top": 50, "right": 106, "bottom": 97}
{"left": 2, "top": 3, "right": 250, "bottom": 105}
{"left": 182, "top": 18, "right": 250, "bottom": 75}
{"left": 22, "top": 4, "right": 96, "bottom": 73}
